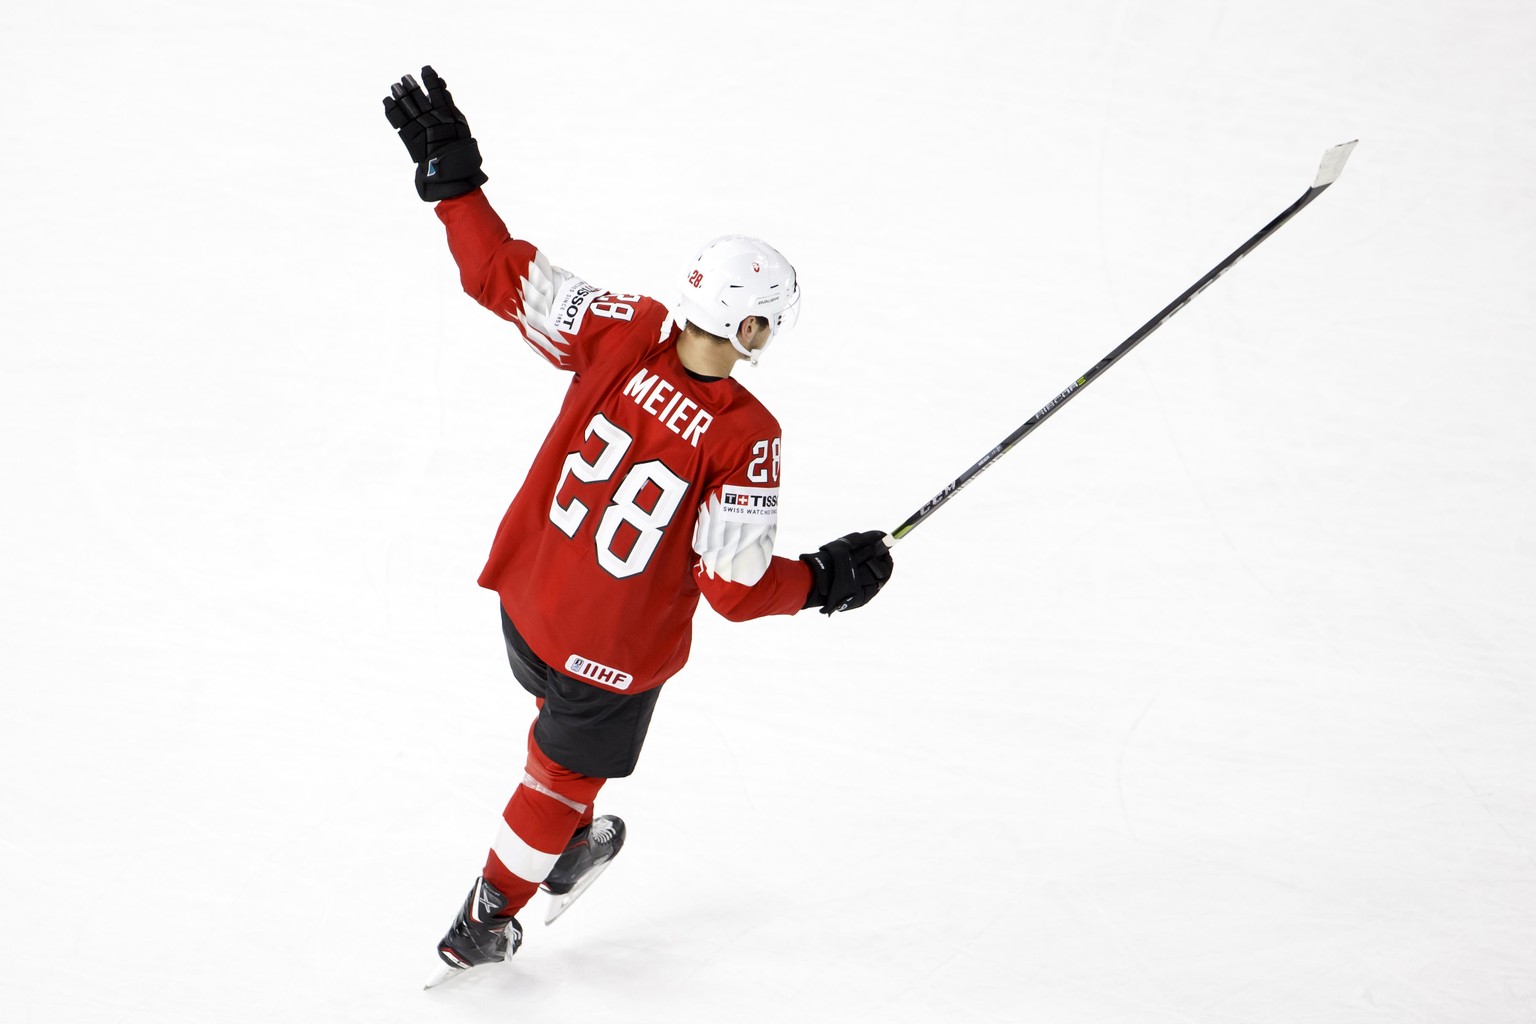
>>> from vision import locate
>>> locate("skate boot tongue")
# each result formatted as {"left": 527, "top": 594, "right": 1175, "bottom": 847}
{"left": 540, "top": 815, "right": 626, "bottom": 922}
{"left": 542, "top": 815, "right": 626, "bottom": 895}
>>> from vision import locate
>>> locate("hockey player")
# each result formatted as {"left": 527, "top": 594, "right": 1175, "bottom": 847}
{"left": 383, "top": 67, "right": 895, "bottom": 984}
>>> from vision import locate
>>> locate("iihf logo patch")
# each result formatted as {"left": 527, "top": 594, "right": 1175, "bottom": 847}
{"left": 564, "top": 653, "right": 634, "bottom": 690}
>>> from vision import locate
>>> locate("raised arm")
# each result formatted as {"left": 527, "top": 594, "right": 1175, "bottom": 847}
{"left": 383, "top": 65, "right": 647, "bottom": 373}
{"left": 434, "top": 192, "right": 605, "bottom": 371}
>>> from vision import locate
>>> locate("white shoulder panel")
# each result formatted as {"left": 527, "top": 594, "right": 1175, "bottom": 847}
{"left": 510, "top": 253, "right": 603, "bottom": 367}
{"left": 692, "top": 488, "right": 779, "bottom": 587}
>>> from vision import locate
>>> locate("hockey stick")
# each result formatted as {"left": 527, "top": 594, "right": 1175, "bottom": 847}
{"left": 888, "top": 140, "right": 1358, "bottom": 545}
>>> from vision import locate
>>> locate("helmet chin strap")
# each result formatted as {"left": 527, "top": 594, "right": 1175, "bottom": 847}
{"left": 730, "top": 334, "right": 760, "bottom": 366}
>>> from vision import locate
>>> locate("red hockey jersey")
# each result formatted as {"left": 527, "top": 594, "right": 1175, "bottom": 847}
{"left": 437, "top": 190, "right": 812, "bottom": 695}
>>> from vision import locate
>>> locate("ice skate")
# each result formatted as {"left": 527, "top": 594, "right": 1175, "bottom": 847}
{"left": 424, "top": 876, "right": 524, "bottom": 989}
{"left": 541, "top": 815, "right": 625, "bottom": 924}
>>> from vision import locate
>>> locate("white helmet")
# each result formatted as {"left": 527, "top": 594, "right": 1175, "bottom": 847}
{"left": 677, "top": 235, "right": 801, "bottom": 364}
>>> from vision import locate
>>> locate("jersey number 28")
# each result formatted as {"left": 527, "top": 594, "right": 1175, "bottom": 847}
{"left": 549, "top": 414, "right": 688, "bottom": 579}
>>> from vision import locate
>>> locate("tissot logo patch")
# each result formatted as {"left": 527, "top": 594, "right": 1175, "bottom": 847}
{"left": 717, "top": 486, "right": 778, "bottom": 521}
{"left": 550, "top": 277, "right": 603, "bottom": 335}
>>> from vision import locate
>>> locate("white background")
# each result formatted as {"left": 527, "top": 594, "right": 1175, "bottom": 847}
{"left": 3, "top": 1, "right": 1534, "bottom": 1021}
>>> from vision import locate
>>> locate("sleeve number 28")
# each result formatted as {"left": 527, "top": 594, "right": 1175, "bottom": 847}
{"left": 549, "top": 413, "right": 688, "bottom": 578}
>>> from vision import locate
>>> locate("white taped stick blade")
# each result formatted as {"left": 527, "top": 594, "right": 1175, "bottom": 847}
{"left": 1313, "top": 140, "right": 1358, "bottom": 188}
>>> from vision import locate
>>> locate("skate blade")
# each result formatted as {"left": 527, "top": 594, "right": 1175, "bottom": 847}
{"left": 544, "top": 859, "right": 612, "bottom": 925}
{"left": 423, "top": 962, "right": 468, "bottom": 990}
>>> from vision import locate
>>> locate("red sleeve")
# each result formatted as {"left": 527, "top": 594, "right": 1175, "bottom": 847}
{"left": 696, "top": 556, "right": 811, "bottom": 622}
{"left": 435, "top": 189, "right": 657, "bottom": 374}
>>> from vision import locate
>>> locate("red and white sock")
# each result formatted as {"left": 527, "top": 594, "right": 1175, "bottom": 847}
{"left": 481, "top": 723, "right": 604, "bottom": 917}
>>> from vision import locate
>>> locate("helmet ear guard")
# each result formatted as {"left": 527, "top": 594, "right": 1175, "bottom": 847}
{"left": 677, "top": 235, "right": 800, "bottom": 365}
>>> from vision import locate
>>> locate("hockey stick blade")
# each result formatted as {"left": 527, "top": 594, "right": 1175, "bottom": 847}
{"left": 887, "top": 141, "right": 1358, "bottom": 545}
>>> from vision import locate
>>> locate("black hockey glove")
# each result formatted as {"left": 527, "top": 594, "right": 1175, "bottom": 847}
{"left": 382, "top": 66, "right": 489, "bottom": 202}
{"left": 800, "top": 531, "right": 895, "bottom": 615}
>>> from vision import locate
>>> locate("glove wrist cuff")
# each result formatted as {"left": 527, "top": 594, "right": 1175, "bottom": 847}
{"left": 799, "top": 552, "right": 832, "bottom": 611}
{"left": 413, "top": 139, "right": 489, "bottom": 202}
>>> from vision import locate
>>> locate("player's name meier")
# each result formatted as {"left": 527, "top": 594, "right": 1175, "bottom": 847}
{"left": 622, "top": 367, "right": 714, "bottom": 447}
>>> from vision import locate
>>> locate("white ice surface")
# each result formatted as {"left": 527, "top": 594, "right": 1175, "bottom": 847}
{"left": 3, "top": 1, "right": 1535, "bottom": 1022}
